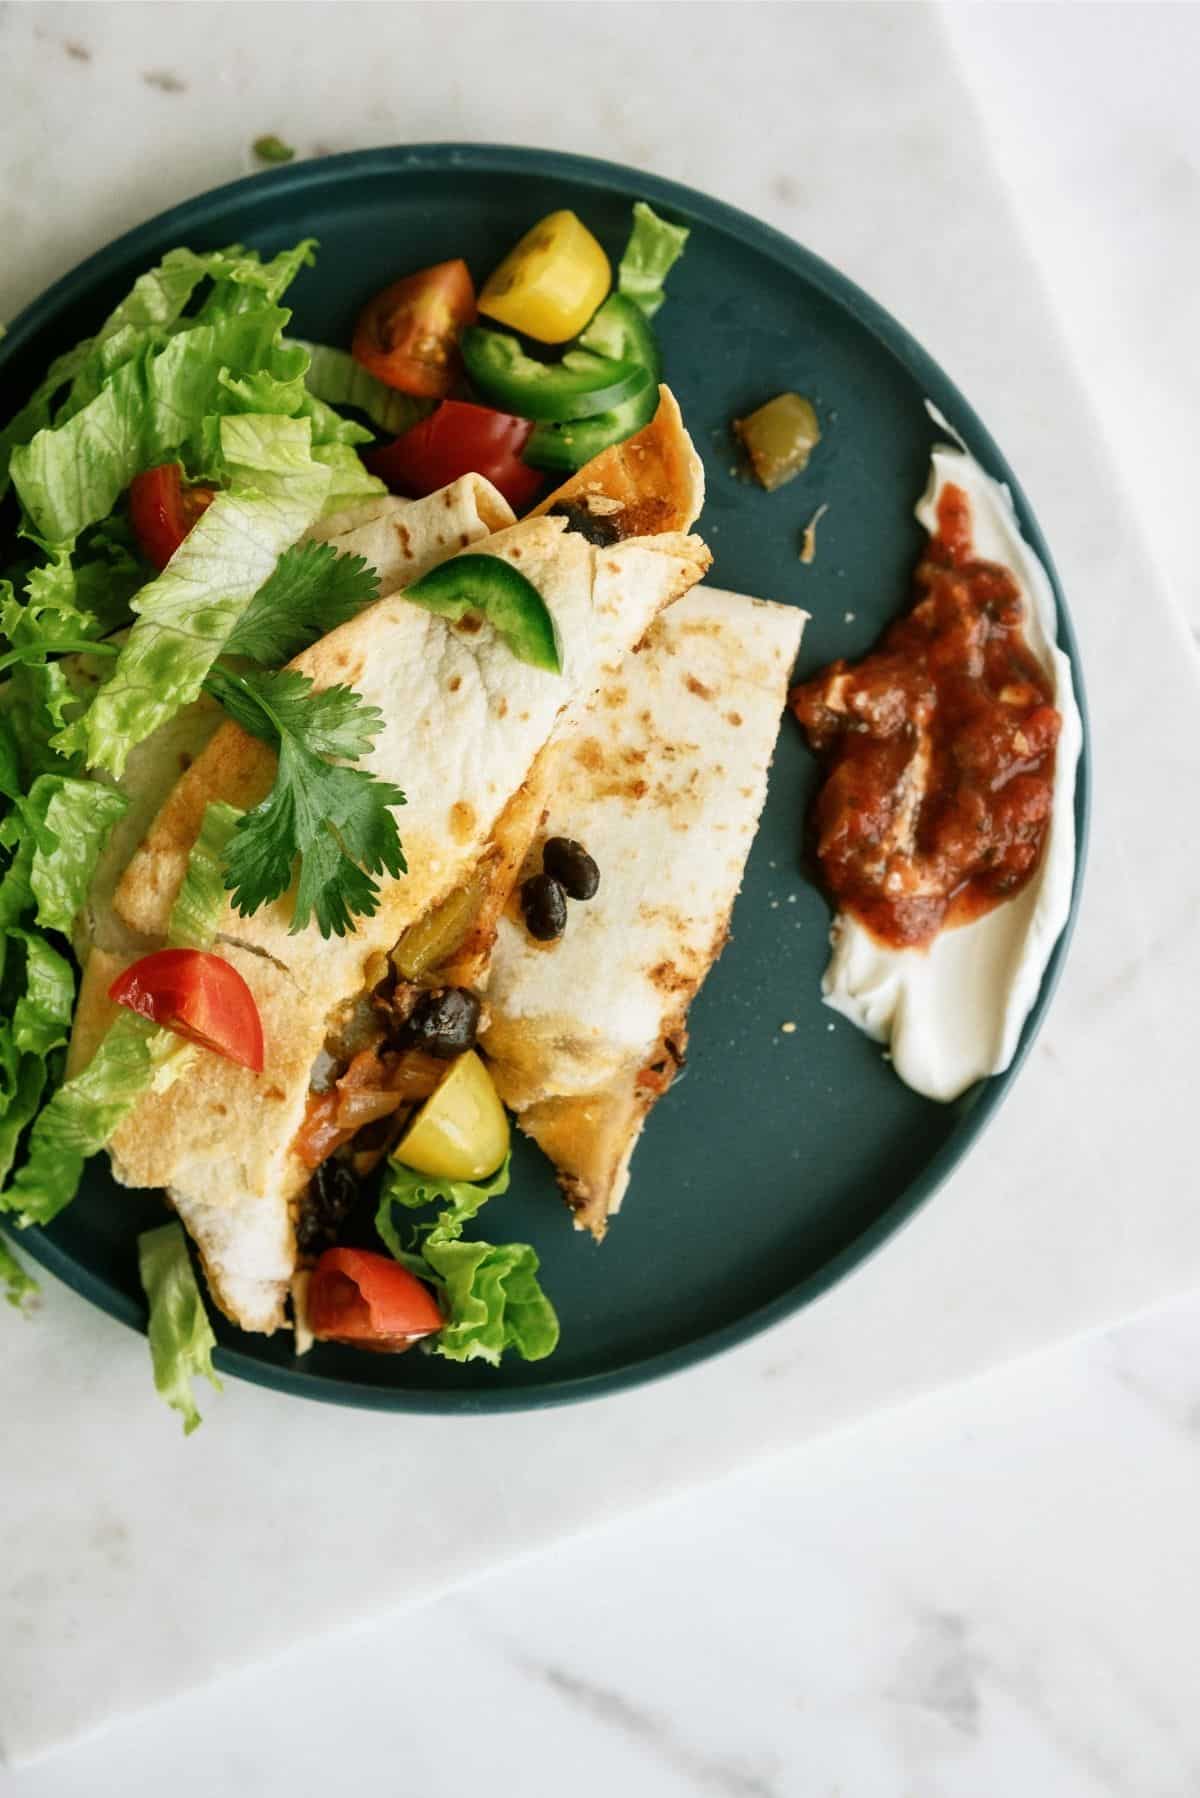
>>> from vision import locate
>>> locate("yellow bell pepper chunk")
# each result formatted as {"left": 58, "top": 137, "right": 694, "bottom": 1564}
{"left": 479, "top": 210, "right": 611, "bottom": 345}
{"left": 394, "top": 1050, "right": 510, "bottom": 1183}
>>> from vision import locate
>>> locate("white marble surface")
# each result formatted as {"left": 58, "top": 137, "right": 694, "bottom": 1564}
{"left": 3, "top": 2, "right": 1200, "bottom": 1791}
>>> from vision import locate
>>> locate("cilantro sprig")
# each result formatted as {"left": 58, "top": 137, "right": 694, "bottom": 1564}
{"left": 199, "top": 541, "right": 396, "bottom": 937}
{"left": 222, "top": 541, "right": 379, "bottom": 666}
{"left": 203, "top": 666, "right": 406, "bottom": 938}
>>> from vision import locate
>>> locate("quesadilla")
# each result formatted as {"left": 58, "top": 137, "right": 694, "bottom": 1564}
{"left": 482, "top": 585, "right": 805, "bottom": 1236}
{"left": 70, "top": 442, "right": 710, "bottom": 1332}
{"left": 74, "top": 472, "right": 519, "bottom": 966}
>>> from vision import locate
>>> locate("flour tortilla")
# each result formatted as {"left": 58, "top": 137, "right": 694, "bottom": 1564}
{"left": 73, "top": 514, "right": 709, "bottom": 1331}
{"left": 531, "top": 386, "right": 705, "bottom": 539}
{"left": 305, "top": 470, "right": 515, "bottom": 583}
{"left": 72, "top": 474, "right": 517, "bottom": 963}
{"left": 482, "top": 585, "right": 805, "bottom": 1236}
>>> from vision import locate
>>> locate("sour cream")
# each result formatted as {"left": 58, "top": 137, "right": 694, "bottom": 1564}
{"left": 821, "top": 433, "right": 1083, "bottom": 1102}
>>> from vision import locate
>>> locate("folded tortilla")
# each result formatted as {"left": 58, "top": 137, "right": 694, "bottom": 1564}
{"left": 73, "top": 507, "right": 709, "bottom": 1332}
{"left": 481, "top": 585, "right": 805, "bottom": 1236}
{"left": 75, "top": 473, "right": 518, "bottom": 965}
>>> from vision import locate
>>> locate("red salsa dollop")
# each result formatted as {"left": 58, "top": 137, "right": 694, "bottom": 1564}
{"left": 789, "top": 483, "right": 1061, "bottom": 949}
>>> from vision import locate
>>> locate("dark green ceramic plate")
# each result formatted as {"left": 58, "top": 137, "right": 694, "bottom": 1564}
{"left": 0, "top": 146, "right": 1088, "bottom": 1412}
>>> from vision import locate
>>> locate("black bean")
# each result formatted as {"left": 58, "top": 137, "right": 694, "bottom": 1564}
{"left": 546, "top": 500, "right": 621, "bottom": 547}
{"left": 296, "top": 1158, "right": 359, "bottom": 1255}
{"left": 543, "top": 835, "right": 600, "bottom": 900}
{"left": 521, "top": 872, "right": 568, "bottom": 941}
{"left": 399, "top": 987, "right": 482, "bottom": 1059}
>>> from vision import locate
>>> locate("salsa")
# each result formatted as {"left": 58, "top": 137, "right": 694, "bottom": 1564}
{"left": 790, "top": 484, "right": 1061, "bottom": 949}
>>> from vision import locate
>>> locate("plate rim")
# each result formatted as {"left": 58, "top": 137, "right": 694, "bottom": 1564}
{"left": 0, "top": 142, "right": 1091, "bottom": 1414}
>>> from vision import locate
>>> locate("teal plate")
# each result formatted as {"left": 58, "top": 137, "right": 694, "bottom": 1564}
{"left": 0, "top": 146, "right": 1089, "bottom": 1412}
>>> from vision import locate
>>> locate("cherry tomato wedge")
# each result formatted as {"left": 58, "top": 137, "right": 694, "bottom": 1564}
{"left": 108, "top": 949, "right": 264, "bottom": 1073}
{"left": 364, "top": 399, "right": 544, "bottom": 513}
{"left": 308, "top": 1247, "right": 443, "bottom": 1350}
{"left": 352, "top": 259, "right": 476, "bottom": 399}
{"left": 128, "top": 464, "right": 215, "bottom": 571}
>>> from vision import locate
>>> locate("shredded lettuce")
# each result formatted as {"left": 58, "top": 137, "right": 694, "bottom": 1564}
{"left": 12, "top": 308, "right": 294, "bottom": 547}
{"left": 294, "top": 340, "right": 430, "bottom": 439}
{"left": 0, "top": 773, "right": 127, "bottom": 934}
{"left": 166, "top": 801, "right": 242, "bottom": 949}
{"left": 0, "top": 1230, "right": 38, "bottom": 1309}
{"left": 3, "top": 1011, "right": 163, "bottom": 1227}
{"left": 10, "top": 931, "right": 75, "bottom": 1057}
{"left": 65, "top": 414, "right": 332, "bottom": 778}
{"left": 0, "top": 800, "right": 244, "bottom": 1226}
{"left": 30, "top": 779, "right": 129, "bottom": 933}
{"left": 311, "top": 442, "right": 386, "bottom": 514}
{"left": 0, "top": 1056, "right": 56, "bottom": 1188}
{"left": 1, "top": 243, "right": 318, "bottom": 509}
{"left": 0, "top": 926, "right": 74, "bottom": 1196}
{"left": 138, "top": 1220, "right": 222, "bottom": 1434}
{"left": 376, "top": 1156, "right": 560, "bottom": 1365}
{"left": 0, "top": 711, "right": 21, "bottom": 803}
{"left": 617, "top": 201, "right": 690, "bottom": 320}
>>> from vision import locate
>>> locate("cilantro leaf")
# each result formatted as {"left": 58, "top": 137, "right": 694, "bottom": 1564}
{"left": 204, "top": 667, "right": 406, "bottom": 937}
{"left": 221, "top": 542, "right": 379, "bottom": 665}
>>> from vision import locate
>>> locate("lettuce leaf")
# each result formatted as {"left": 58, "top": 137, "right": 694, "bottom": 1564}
{"left": 10, "top": 931, "right": 75, "bottom": 1057}
{"left": 0, "top": 780, "right": 55, "bottom": 931}
{"left": 10, "top": 307, "right": 294, "bottom": 547}
{"left": 1, "top": 244, "right": 318, "bottom": 510}
{"left": 6, "top": 238, "right": 327, "bottom": 548}
{"left": 2, "top": 1011, "right": 160, "bottom": 1227}
{"left": 376, "top": 1156, "right": 560, "bottom": 1365}
{"left": 30, "top": 778, "right": 129, "bottom": 933}
{"left": 166, "top": 801, "right": 242, "bottom": 948}
{"left": 0, "top": 1055, "right": 58, "bottom": 1188}
{"left": 293, "top": 340, "right": 431, "bottom": 439}
{"left": 0, "top": 773, "right": 128, "bottom": 933}
{"left": 311, "top": 442, "right": 387, "bottom": 514}
{"left": 0, "top": 1230, "right": 38, "bottom": 1310}
{"left": 0, "top": 710, "right": 21, "bottom": 804}
{"left": 66, "top": 414, "right": 332, "bottom": 778}
{"left": 0, "top": 341, "right": 93, "bottom": 497}
{"left": 0, "top": 807, "right": 231, "bottom": 1226}
{"left": 0, "top": 931, "right": 75, "bottom": 1191}
{"left": 138, "top": 1220, "right": 222, "bottom": 1434}
{"left": 617, "top": 201, "right": 690, "bottom": 320}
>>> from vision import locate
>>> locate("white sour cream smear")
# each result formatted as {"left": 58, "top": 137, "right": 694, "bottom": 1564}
{"left": 821, "top": 435, "right": 1083, "bottom": 1102}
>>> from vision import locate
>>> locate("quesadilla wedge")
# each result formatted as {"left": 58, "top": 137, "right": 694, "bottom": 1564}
{"left": 73, "top": 473, "right": 519, "bottom": 966}
{"left": 482, "top": 585, "right": 805, "bottom": 1236}
{"left": 533, "top": 386, "right": 704, "bottom": 541}
{"left": 71, "top": 507, "right": 709, "bottom": 1332}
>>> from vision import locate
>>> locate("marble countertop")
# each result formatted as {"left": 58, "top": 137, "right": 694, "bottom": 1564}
{"left": 3, "top": 4, "right": 1199, "bottom": 1794}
